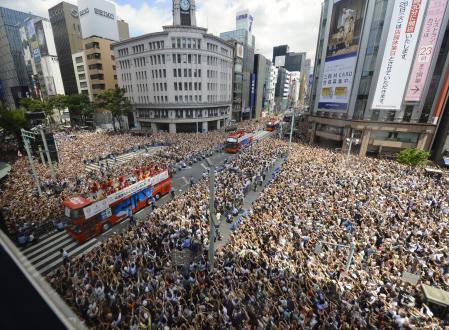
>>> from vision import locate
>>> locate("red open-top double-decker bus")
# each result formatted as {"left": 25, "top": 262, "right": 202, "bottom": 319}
{"left": 224, "top": 130, "right": 254, "bottom": 154}
{"left": 63, "top": 168, "right": 171, "bottom": 243}
{"left": 265, "top": 119, "right": 280, "bottom": 132}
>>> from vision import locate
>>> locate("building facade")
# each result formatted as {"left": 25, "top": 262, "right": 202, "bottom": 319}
{"left": 20, "top": 18, "right": 65, "bottom": 99}
{"left": 0, "top": 7, "right": 39, "bottom": 108}
{"left": 117, "top": 19, "right": 130, "bottom": 41}
{"left": 48, "top": 2, "right": 84, "bottom": 96}
{"left": 112, "top": 0, "right": 233, "bottom": 133}
{"left": 253, "top": 54, "right": 271, "bottom": 118}
{"left": 274, "top": 67, "right": 291, "bottom": 113}
{"left": 72, "top": 0, "right": 128, "bottom": 102}
{"left": 73, "top": 37, "right": 117, "bottom": 100}
{"left": 220, "top": 9, "right": 256, "bottom": 121}
{"left": 266, "top": 65, "right": 278, "bottom": 114}
{"left": 310, "top": 0, "right": 449, "bottom": 157}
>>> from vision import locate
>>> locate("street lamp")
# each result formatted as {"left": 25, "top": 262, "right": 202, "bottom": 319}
{"left": 288, "top": 111, "right": 295, "bottom": 155}
{"left": 346, "top": 130, "right": 360, "bottom": 160}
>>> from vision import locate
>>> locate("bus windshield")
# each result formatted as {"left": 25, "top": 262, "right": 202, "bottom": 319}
{"left": 65, "top": 207, "right": 83, "bottom": 219}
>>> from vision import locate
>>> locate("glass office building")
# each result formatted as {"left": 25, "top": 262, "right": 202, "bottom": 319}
{"left": 0, "top": 7, "right": 40, "bottom": 108}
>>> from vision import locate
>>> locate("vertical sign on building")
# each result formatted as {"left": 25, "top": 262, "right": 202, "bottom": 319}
{"left": 318, "top": 0, "right": 367, "bottom": 111}
{"left": 372, "top": 0, "right": 428, "bottom": 110}
{"left": 250, "top": 73, "right": 256, "bottom": 109}
{"left": 405, "top": 0, "right": 448, "bottom": 102}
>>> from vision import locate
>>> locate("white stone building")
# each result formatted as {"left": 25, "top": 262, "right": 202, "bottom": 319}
{"left": 112, "top": 0, "right": 234, "bottom": 133}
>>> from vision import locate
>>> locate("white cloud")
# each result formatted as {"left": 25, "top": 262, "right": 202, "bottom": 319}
{"left": 2, "top": 0, "right": 322, "bottom": 61}
{"left": 195, "top": 0, "right": 322, "bottom": 61}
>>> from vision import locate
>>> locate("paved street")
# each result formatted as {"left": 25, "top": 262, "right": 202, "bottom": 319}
{"left": 21, "top": 130, "right": 271, "bottom": 277}
{"left": 84, "top": 146, "right": 166, "bottom": 172}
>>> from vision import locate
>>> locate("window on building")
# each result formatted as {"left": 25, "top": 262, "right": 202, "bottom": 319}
{"left": 85, "top": 42, "right": 100, "bottom": 50}
{"left": 75, "top": 56, "right": 83, "bottom": 64}
{"left": 92, "top": 84, "right": 106, "bottom": 90}
{"left": 173, "top": 69, "right": 177, "bottom": 77}
{"left": 88, "top": 63, "right": 103, "bottom": 70}
{"left": 77, "top": 65, "right": 85, "bottom": 72}
{"left": 90, "top": 74, "right": 104, "bottom": 80}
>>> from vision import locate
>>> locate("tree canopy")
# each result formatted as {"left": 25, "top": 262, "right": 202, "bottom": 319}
{"left": 396, "top": 148, "right": 431, "bottom": 166}
{"left": 95, "top": 88, "right": 131, "bottom": 130}
{"left": 0, "top": 103, "right": 28, "bottom": 146}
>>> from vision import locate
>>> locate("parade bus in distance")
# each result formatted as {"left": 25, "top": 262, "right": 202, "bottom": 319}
{"left": 63, "top": 168, "right": 171, "bottom": 243}
{"left": 265, "top": 119, "right": 280, "bottom": 132}
{"left": 224, "top": 130, "right": 254, "bottom": 154}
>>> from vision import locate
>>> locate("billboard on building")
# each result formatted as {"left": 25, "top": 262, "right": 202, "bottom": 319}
{"left": 34, "top": 20, "right": 49, "bottom": 57}
{"left": 372, "top": 0, "right": 428, "bottom": 110}
{"left": 236, "top": 43, "right": 244, "bottom": 59}
{"left": 405, "top": 0, "right": 448, "bottom": 102}
{"left": 318, "top": 0, "right": 367, "bottom": 111}
{"left": 78, "top": 0, "right": 119, "bottom": 41}
{"left": 274, "top": 56, "right": 286, "bottom": 67}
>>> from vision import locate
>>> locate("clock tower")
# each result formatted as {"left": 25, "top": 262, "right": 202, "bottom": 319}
{"left": 173, "top": 0, "right": 196, "bottom": 26}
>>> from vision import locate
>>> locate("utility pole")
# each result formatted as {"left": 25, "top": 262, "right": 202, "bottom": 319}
{"left": 38, "top": 145, "right": 46, "bottom": 165}
{"left": 208, "top": 166, "right": 217, "bottom": 270}
{"left": 314, "top": 240, "right": 356, "bottom": 272}
{"left": 345, "top": 242, "right": 356, "bottom": 272}
{"left": 21, "top": 129, "right": 42, "bottom": 196}
{"left": 39, "top": 126, "right": 57, "bottom": 181}
{"left": 289, "top": 111, "right": 295, "bottom": 154}
{"left": 346, "top": 130, "right": 360, "bottom": 161}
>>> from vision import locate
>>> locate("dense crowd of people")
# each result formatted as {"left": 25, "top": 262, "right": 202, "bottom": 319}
{"left": 48, "top": 139, "right": 287, "bottom": 329}
{"left": 0, "top": 123, "right": 267, "bottom": 236}
{"left": 46, "top": 140, "right": 449, "bottom": 329}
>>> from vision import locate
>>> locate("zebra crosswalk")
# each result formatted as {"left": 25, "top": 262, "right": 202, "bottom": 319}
{"left": 85, "top": 146, "right": 166, "bottom": 172}
{"left": 21, "top": 230, "right": 100, "bottom": 277}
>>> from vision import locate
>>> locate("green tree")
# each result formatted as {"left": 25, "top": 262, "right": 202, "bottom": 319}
{"left": 95, "top": 88, "right": 131, "bottom": 131}
{"left": 396, "top": 148, "right": 431, "bottom": 166}
{"left": 66, "top": 94, "right": 94, "bottom": 127}
{"left": 48, "top": 95, "right": 68, "bottom": 124}
{"left": 0, "top": 103, "right": 28, "bottom": 146}
{"left": 19, "top": 98, "right": 53, "bottom": 123}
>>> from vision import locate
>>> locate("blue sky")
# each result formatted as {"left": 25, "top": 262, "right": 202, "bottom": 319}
{"left": 3, "top": 0, "right": 321, "bottom": 61}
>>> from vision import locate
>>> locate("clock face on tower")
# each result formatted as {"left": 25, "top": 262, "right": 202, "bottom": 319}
{"left": 180, "top": 0, "right": 190, "bottom": 11}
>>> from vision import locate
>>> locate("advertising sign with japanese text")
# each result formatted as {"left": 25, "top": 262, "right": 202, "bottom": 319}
{"left": 372, "top": 0, "right": 428, "bottom": 110}
{"left": 405, "top": 0, "right": 448, "bottom": 102}
{"left": 318, "top": 0, "right": 367, "bottom": 111}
